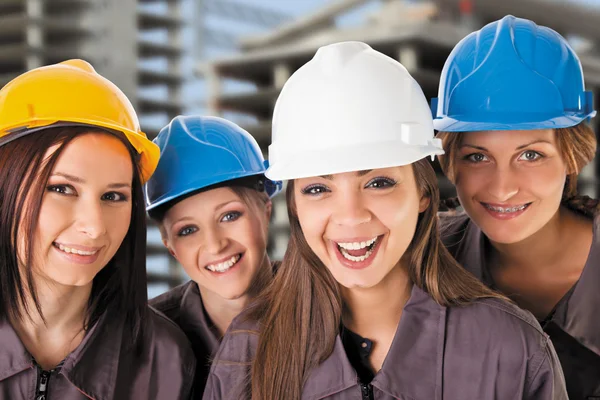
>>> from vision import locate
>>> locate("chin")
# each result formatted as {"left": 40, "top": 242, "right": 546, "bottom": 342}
{"left": 51, "top": 275, "right": 96, "bottom": 287}
{"left": 479, "top": 224, "right": 533, "bottom": 245}
{"left": 218, "top": 287, "right": 249, "bottom": 301}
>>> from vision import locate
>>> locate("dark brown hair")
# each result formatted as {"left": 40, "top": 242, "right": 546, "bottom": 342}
{"left": 0, "top": 126, "right": 148, "bottom": 349}
{"left": 237, "top": 159, "right": 504, "bottom": 400}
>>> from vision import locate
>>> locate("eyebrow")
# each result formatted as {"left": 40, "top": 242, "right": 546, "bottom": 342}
{"left": 170, "top": 199, "right": 243, "bottom": 226}
{"left": 52, "top": 172, "right": 131, "bottom": 189}
{"left": 459, "top": 139, "right": 553, "bottom": 152}
{"left": 319, "top": 169, "right": 373, "bottom": 180}
{"left": 214, "top": 199, "right": 243, "bottom": 211}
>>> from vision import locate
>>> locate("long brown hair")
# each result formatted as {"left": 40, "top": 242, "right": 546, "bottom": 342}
{"left": 436, "top": 122, "right": 597, "bottom": 199}
{"left": 0, "top": 126, "right": 149, "bottom": 350}
{"left": 241, "top": 159, "right": 504, "bottom": 400}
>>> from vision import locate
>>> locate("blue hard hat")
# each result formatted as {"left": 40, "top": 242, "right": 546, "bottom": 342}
{"left": 145, "top": 115, "right": 282, "bottom": 211}
{"left": 431, "top": 15, "right": 596, "bottom": 132}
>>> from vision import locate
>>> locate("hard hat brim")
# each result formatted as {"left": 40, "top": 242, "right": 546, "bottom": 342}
{"left": 433, "top": 111, "right": 597, "bottom": 132}
{"left": 0, "top": 121, "right": 159, "bottom": 184}
{"left": 265, "top": 143, "right": 445, "bottom": 182}
{"left": 146, "top": 170, "right": 281, "bottom": 212}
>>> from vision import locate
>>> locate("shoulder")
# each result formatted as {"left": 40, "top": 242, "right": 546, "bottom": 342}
{"left": 204, "top": 313, "right": 258, "bottom": 399}
{"left": 144, "top": 306, "right": 197, "bottom": 375}
{"left": 149, "top": 281, "right": 193, "bottom": 319}
{"left": 212, "top": 312, "right": 260, "bottom": 365}
{"left": 449, "top": 297, "right": 548, "bottom": 351}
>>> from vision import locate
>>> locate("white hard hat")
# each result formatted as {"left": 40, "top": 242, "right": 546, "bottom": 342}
{"left": 265, "top": 41, "right": 444, "bottom": 181}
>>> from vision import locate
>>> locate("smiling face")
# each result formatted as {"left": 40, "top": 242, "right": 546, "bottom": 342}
{"left": 453, "top": 129, "right": 568, "bottom": 244}
{"left": 161, "top": 187, "right": 272, "bottom": 301}
{"left": 24, "top": 133, "right": 134, "bottom": 287}
{"left": 293, "top": 167, "right": 429, "bottom": 290}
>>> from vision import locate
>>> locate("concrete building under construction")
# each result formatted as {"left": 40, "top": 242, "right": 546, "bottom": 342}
{"left": 201, "top": 0, "right": 600, "bottom": 259}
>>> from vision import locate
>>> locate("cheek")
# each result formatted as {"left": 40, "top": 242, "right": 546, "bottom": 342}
{"left": 375, "top": 195, "right": 420, "bottom": 235}
{"left": 36, "top": 198, "right": 71, "bottom": 243}
{"left": 106, "top": 205, "right": 133, "bottom": 242}
{"left": 172, "top": 240, "right": 198, "bottom": 265}
{"left": 454, "top": 166, "right": 488, "bottom": 196}
{"left": 519, "top": 165, "right": 566, "bottom": 197}
{"left": 296, "top": 202, "right": 329, "bottom": 251}
{"left": 243, "top": 217, "right": 268, "bottom": 256}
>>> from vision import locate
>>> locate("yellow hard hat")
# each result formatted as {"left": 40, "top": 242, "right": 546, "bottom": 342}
{"left": 0, "top": 59, "right": 159, "bottom": 183}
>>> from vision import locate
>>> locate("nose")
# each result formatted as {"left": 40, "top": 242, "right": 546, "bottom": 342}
{"left": 75, "top": 200, "right": 107, "bottom": 239}
{"left": 203, "top": 226, "right": 228, "bottom": 255}
{"left": 331, "top": 190, "right": 371, "bottom": 227}
{"left": 486, "top": 166, "right": 519, "bottom": 202}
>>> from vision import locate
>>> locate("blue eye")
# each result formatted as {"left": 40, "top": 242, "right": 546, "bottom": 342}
{"left": 365, "top": 177, "right": 397, "bottom": 189}
{"left": 300, "top": 184, "right": 330, "bottom": 196}
{"left": 101, "top": 192, "right": 128, "bottom": 202}
{"left": 177, "top": 226, "right": 198, "bottom": 237}
{"left": 221, "top": 211, "right": 242, "bottom": 222}
{"left": 518, "top": 150, "right": 543, "bottom": 162}
{"left": 464, "top": 153, "right": 488, "bottom": 163}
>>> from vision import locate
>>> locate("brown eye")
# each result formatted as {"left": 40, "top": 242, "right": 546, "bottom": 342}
{"left": 101, "top": 192, "right": 128, "bottom": 202}
{"left": 300, "top": 184, "right": 330, "bottom": 195}
{"left": 365, "top": 177, "right": 396, "bottom": 189}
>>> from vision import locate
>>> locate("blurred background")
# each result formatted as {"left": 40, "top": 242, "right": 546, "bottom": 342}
{"left": 2, "top": 0, "right": 598, "bottom": 298}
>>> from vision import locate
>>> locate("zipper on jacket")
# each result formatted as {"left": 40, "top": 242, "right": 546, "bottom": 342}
{"left": 360, "top": 383, "right": 373, "bottom": 400}
{"left": 36, "top": 368, "right": 50, "bottom": 400}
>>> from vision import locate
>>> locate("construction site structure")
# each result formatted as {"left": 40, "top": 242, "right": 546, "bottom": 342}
{"left": 201, "top": 0, "right": 600, "bottom": 260}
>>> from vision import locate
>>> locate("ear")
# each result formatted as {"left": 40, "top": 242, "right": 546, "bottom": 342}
{"left": 161, "top": 237, "right": 177, "bottom": 259}
{"left": 419, "top": 194, "right": 431, "bottom": 213}
{"left": 264, "top": 199, "right": 273, "bottom": 221}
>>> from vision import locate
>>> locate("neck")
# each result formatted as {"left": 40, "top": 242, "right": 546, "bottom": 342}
{"left": 201, "top": 255, "right": 273, "bottom": 337}
{"left": 341, "top": 262, "right": 412, "bottom": 339}
{"left": 11, "top": 276, "right": 91, "bottom": 369}
{"left": 14, "top": 278, "right": 91, "bottom": 336}
{"left": 488, "top": 206, "right": 573, "bottom": 270}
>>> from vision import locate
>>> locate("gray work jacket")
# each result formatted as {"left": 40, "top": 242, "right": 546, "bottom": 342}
{"left": 440, "top": 206, "right": 600, "bottom": 399}
{"left": 0, "top": 307, "right": 196, "bottom": 400}
{"left": 203, "top": 284, "right": 567, "bottom": 399}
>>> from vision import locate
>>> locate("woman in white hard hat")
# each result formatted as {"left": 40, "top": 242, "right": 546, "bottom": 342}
{"left": 0, "top": 60, "right": 195, "bottom": 399}
{"left": 202, "top": 42, "right": 567, "bottom": 399}
{"left": 433, "top": 16, "right": 599, "bottom": 399}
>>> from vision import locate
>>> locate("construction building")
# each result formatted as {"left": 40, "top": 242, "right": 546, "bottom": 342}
{"left": 201, "top": 0, "right": 600, "bottom": 260}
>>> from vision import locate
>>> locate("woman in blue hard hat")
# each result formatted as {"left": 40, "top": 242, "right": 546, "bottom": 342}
{"left": 145, "top": 115, "right": 282, "bottom": 395}
{"left": 433, "top": 15, "right": 599, "bottom": 399}
{"left": 0, "top": 60, "right": 195, "bottom": 399}
{"left": 203, "top": 41, "right": 567, "bottom": 400}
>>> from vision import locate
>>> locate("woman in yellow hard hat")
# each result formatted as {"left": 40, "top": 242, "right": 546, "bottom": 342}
{"left": 0, "top": 60, "right": 195, "bottom": 399}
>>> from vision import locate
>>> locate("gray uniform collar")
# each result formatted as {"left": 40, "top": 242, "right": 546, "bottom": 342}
{"left": 302, "top": 285, "right": 446, "bottom": 400}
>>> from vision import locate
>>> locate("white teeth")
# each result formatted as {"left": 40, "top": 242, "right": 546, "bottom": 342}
{"left": 337, "top": 237, "right": 377, "bottom": 250}
{"left": 206, "top": 254, "right": 241, "bottom": 273}
{"left": 484, "top": 204, "right": 528, "bottom": 213}
{"left": 57, "top": 244, "right": 98, "bottom": 256}
{"left": 339, "top": 247, "right": 374, "bottom": 262}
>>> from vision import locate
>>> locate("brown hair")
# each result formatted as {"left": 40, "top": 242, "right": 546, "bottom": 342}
{"left": 236, "top": 159, "right": 505, "bottom": 400}
{"left": 0, "top": 126, "right": 149, "bottom": 350}
{"left": 437, "top": 122, "right": 597, "bottom": 199}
